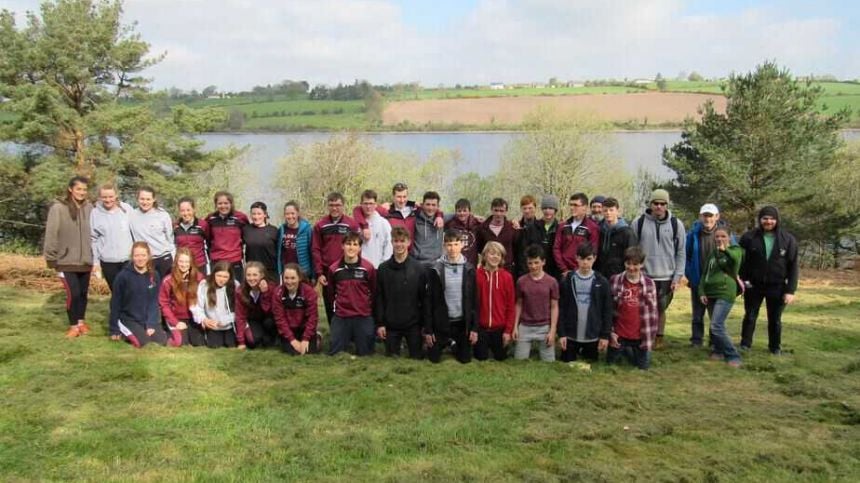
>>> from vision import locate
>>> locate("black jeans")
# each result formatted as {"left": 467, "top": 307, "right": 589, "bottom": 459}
{"left": 329, "top": 316, "right": 375, "bottom": 356}
{"left": 473, "top": 328, "right": 507, "bottom": 361}
{"left": 61, "top": 271, "right": 91, "bottom": 326}
{"left": 428, "top": 320, "right": 471, "bottom": 364}
{"left": 741, "top": 285, "right": 786, "bottom": 353}
{"left": 384, "top": 326, "right": 423, "bottom": 359}
{"left": 560, "top": 339, "right": 599, "bottom": 362}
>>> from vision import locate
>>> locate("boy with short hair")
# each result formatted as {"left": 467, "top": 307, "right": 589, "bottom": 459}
{"left": 313, "top": 192, "right": 361, "bottom": 324}
{"left": 559, "top": 243, "right": 613, "bottom": 362}
{"left": 328, "top": 232, "right": 376, "bottom": 356}
{"left": 358, "top": 189, "right": 393, "bottom": 268}
{"left": 554, "top": 192, "right": 600, "bottom": 278}
{"left": 513, "top": 245, "right": 559, "bottom": 361}
{"left": 607, "top": 246, "right": 659, "bottom": 370}
{"left": 475, "top": 198, "right": 519, "bottom": 274}
{"left": 596, "top": 197, "right": 637, "bottom": 278}
{"left": 444, "top": 198, "right": 481, "bottom": 266}
{"left": 375, "top": 227, "right": 426, "bottom": 358}
{"left": 424, "top": 229, "right": 477, "bottom": 363}
{"left": 412, "top": 191, "right": 445, "bottom": 266}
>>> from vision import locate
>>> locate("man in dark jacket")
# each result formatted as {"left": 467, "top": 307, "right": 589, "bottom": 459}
{"left": 375, "top": 227, "right": 426, "bottom": 358}
{"left": 595, "top": 197, "right": 636, "bottom": 279}
{"left": 517, "top": 195, "right": 561, "bottom": 279}
{"left": 424, "top": 230, "right": 477, "bottom": 363}
{"left": 739, "top": 206, "right": 799, "bottom": 355}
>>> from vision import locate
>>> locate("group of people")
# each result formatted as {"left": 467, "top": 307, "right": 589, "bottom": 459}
{"left": 44, "top": 177, "right": 799, "bottom": 368}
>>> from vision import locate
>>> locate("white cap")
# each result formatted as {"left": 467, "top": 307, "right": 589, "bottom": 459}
{"left": 699, "top": 203, "right": 719, "bottom": 215}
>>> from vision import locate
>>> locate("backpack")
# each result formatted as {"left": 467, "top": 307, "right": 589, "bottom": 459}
{"left": 637, "top": 215, "right": 680, "bottom": 251}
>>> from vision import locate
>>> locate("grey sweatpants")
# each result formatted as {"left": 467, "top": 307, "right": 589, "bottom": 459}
{"left": 514, "top": 324, "right": 555, "bottom": 362}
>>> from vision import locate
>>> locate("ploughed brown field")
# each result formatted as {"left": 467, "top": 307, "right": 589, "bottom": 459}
{"left": 383, "top": 92, "right": 727, "bottom": 126}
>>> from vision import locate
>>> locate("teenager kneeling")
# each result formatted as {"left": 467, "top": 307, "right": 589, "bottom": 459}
{"left": 273, "top": 263, "right": 320, "bottom": 355}
{"left": 191, "top": 261, "right": 239, "bottom": 348}
{"left": 235, "top": 262, "right": 277, "bottom": 350}
{"left": 159, "top": 248, "right": 204, "bottom": 346}
{"left": 111, "top": 242, "right": 168, "bottom": 348}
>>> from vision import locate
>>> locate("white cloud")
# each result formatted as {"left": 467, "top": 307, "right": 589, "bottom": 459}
{"left": 3, "top": 0, "right": 855, "bottom": 90}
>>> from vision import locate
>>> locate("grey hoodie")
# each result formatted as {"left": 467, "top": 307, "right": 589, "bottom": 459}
{"left": 411, "top": 210, "right": 443, "bottom": 265}
{"left": 634, "top": 209, "right": 686, "bottom": 282}
{"left": 90, "top": 201, "right": 134, "bottom": 264}
{"left": 130, "top": 207, "right": 175, "bottom": 258}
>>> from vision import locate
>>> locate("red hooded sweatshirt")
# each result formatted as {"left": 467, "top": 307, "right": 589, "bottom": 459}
{"left": 476, "top": 266, "right": 516, "bottom": 334}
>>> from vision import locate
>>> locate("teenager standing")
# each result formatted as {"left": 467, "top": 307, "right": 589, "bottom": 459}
{"left": 44, "top": 176, "right": 93, "bottom": 338}
{"left": 90, "top": 183, "right": 133, "bottom": 290}
{"left": 129, "top": 186, "right": 174, "bottom": 279}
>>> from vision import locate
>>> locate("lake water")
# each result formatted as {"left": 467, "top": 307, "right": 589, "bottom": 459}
{"left": 5, "top": 130, "right": 859, "bottom": 209}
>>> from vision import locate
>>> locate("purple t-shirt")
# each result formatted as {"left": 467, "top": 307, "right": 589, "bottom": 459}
{"left": 516, "top": 273, "right": 559, "bottom": 326}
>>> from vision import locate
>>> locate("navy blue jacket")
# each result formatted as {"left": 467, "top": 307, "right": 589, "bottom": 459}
{"left": 109, "top": 264, "right": 161, "bottom": 334}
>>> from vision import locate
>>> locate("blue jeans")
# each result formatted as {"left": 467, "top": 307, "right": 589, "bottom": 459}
{"left": 607, "top": 338, "right": 651, "bottom": 370}
{"left": 706, "top": 298, "right": 740, "bottom": 362}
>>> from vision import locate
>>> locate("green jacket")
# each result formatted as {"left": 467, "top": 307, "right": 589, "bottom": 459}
{"left": 698, "top": 245, "right": 743, "bottom": 302}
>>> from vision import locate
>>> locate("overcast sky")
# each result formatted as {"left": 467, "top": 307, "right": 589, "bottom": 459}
{"left": 5, "top": 0, "right": 859, "bottom": 91}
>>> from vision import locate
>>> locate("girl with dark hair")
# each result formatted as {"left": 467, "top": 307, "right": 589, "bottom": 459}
{"left": 273, "top": 263, "right": 320, "bottom": 355}
{"left": 44, "top": 176, "right": 94, "bottom": 338}
{"left": 206, "top": 191, "right": 248, "bottom": 283}
{"left": 242, "top": 201, "right": 279, "bottom": 276}
{"left": 110, "top": 242, "right": 168, "bottom": 347}
{"left": 159, "top": 248, "right": 205, "bottom": 346}
{"left": 130, "top": 186, "right": 174, "bottom": 279}
{"left": 174, "top": 197, "right": 210, "bottom": 275}
{"left": 191, "top": 260, "right": 239, "bottom": 348}
{"left": 277, "top": 201, "right": 314, "bottom": 282}
{"left": 234, "top": 262, "right": 277, "bottom": 349}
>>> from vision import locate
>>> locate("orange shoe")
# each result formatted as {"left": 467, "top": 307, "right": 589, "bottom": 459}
{"left": 65, "top": 325, "right": 82, "bottom": 338}
{"left": 76, "top": 322, "right": 91, "bottom": 335}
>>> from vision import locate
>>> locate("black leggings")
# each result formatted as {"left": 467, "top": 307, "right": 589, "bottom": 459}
{"left": 153, "top": 255, "right": 173, "bottom": 280}
{"left": 61, "top": 271, "right": 91, "bottom": 326}
{"left": 118, "top": 319, "right": 168, "bottom": 348}
{"left": 100, "top": 261, "right": 125, "bottom": 291}
{"left": 474, "top": 328, "right": 507, "bottom": 361}
{"left": 242, "top": 317, "right": 278, "bottom": 348}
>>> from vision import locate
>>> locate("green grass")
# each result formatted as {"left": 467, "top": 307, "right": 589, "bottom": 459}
{"left": 1, "top": 278, "right": 859, "bottom": 481}
{"left": 386, "top": 85, "right": 647, "bottom": 100}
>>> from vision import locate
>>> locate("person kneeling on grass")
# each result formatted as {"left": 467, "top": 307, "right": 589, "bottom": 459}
{"left": 513, "top": 244, "right": 559, "bottom": 362}
{"left": 424, "top": 229, "right": 478, "bottom": 363}
{"left": 558, "top": 243, "right": 612, "bottom": 363}
{"left": 607, "top": 246, "right": 658, "bottom": 370}
{"left": 235, "top": 262, "right": 277, "bottom": 350}
{"left": 191, "top": 261, "right": 240, "bottom": 348}
{"left": 328, "top": 232, "right": 377, "bottom": 356}
{"left": 159, "top": 248, "right": 204, "bottom": 346}
{"left": 375, "top": 226, "right": 427, "bottom": 359}
{"left": 474, "top": 241, "right": 515, "bottom": 361}
{"left": 273, "top": 263, "right": 321, "bottom": 355}
{"left": 111, "top": 242, "right": 168, "bottom": 348}
{"left": 698, "top": 226, "right": 744, "bottom": 367}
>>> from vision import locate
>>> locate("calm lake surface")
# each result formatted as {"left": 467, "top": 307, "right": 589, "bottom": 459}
{"left": 4, "top": 130, "right": 858, "bottom": 209}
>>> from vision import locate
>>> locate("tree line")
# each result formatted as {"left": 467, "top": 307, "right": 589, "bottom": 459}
{"left": 1, "top": 1, "right": 857, "bottom": 269}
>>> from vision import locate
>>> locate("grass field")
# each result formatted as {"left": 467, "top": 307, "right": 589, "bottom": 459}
{"left": 1, "top": 264, "right": 858, "bottom": 481}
